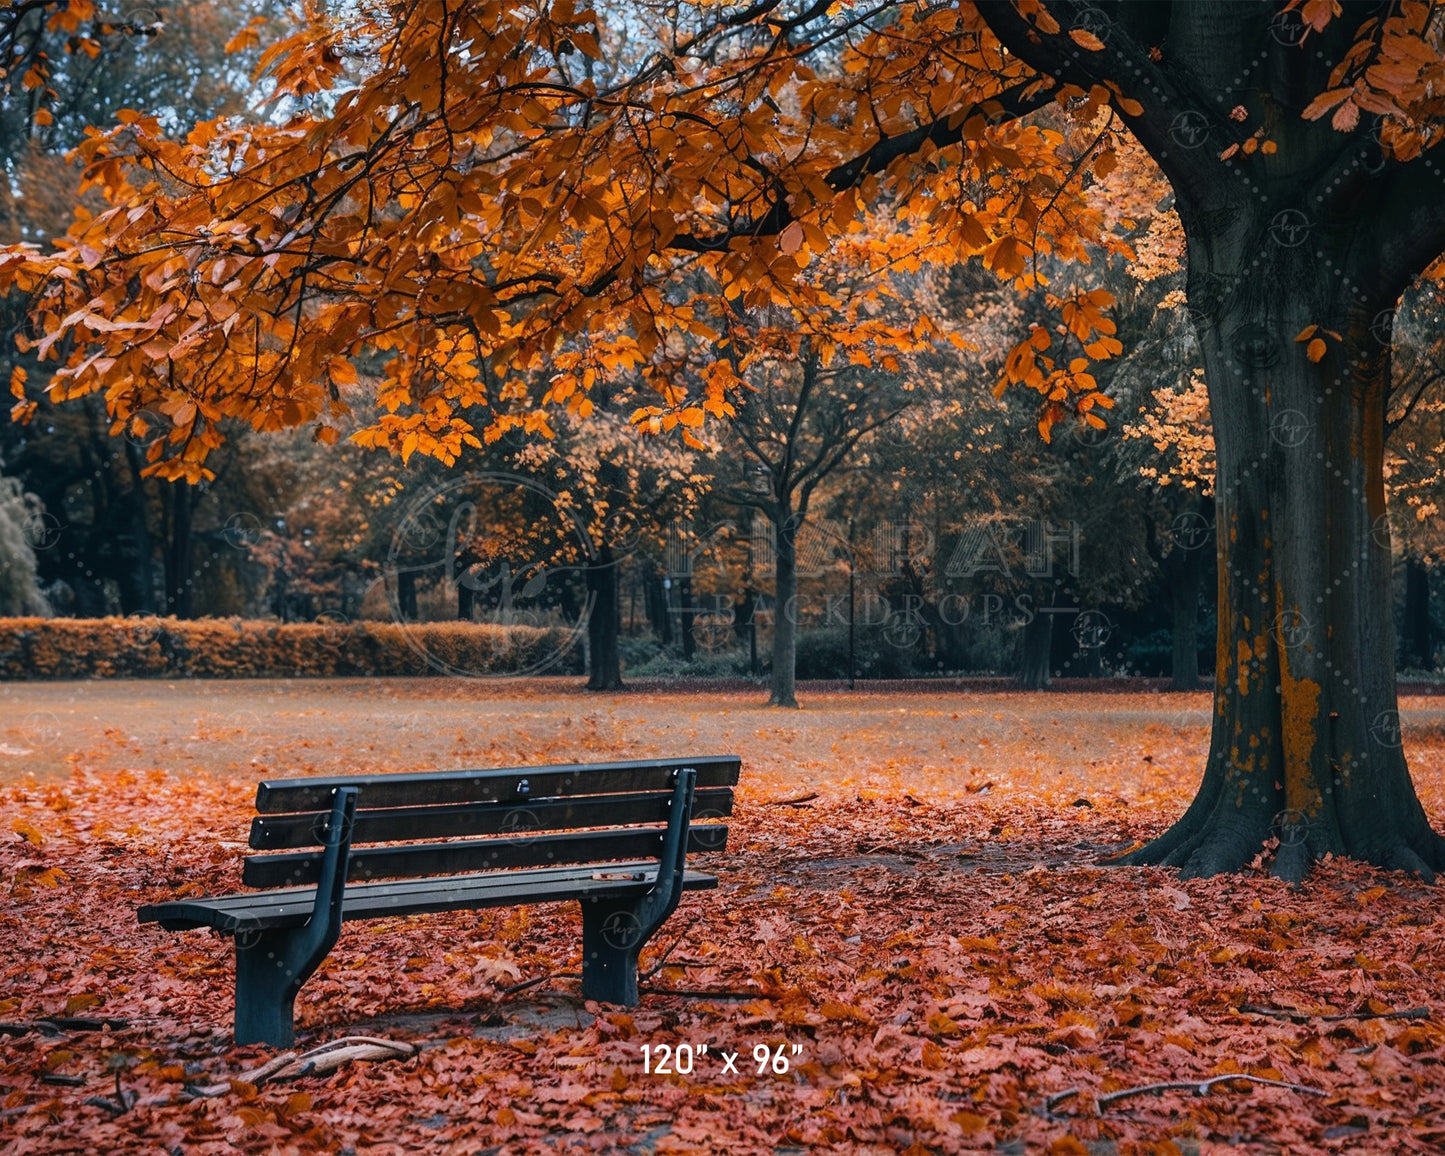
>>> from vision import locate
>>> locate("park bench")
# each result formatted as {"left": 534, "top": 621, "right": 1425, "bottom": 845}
{"left": 138, "top": 755, "right": 739, "bottom": 1047}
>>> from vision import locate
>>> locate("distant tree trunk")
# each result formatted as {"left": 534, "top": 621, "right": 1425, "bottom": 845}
{"left": 1018, "top": 609, "right": 1052, "bottom": 690}
{"left": 164, "top": 482, "right": 194, "bottom": 618}
{"left": 1167, "top": 548, "right": 1202, "bottom": 692}
{"left": 587, "top": 543, "right": 624, "bottom": 690}
{"left": 119, "top": 441, "right": 157, "bottom": 614}
{"left": 646, "top": 570, "right": 673, "bottom": 645}
{"left": 678, "top": 575, "right": 695, "bottom": 660}
{"left": 1403, "top": 558, "right": 1432, "bottom": 671}
{"left": 457, "top": 572, "right": 474, "bottom": 621}
{"left": 396, "top": 570, "right": 418, "bottom": 622}
{"left": 770, "top": 514, "right": 799, "bottom": 708}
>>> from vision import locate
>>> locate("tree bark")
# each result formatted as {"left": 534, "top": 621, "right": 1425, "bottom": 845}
{"left": 770, "top": 514, "right": 799, "bottom": 708}
{"left": 1018, "top": 608, "right": 1053, "bottom": 690}
{"left": 1123, "top": 254, "right": 1445, "bottom": 880}
{"left": 586, "top": 543, "right": 624, "bottom": 691}
{"left": 1402, "top": 558, "right": 1432, "bottom": 671}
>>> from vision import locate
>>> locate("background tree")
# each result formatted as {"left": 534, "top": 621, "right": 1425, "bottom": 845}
{"left": 0, "top": 452, "right": 49, "bottom": 615}
{"left": 2, "top": 0, "right": 281, "bottom": 615}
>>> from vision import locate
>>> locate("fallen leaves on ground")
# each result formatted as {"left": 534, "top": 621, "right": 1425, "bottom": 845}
{"left": 1, "top": 691, "right": 1444, "bottom": 1154}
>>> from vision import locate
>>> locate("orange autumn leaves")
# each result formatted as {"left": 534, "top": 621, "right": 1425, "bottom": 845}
{"left": 0, "top": 1, "right": 1127, "bottom": 477}
{"left": 3, "top": 706, "right": 1445, "bottom": 1154}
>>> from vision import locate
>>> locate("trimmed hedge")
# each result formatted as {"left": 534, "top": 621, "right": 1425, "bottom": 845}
{"left": 0, "top": 617, "right": 583, "bottom": 679}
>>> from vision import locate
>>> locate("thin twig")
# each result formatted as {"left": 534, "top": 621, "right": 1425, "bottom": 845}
{"left": 498, "top": 972, "right": 580, "bottom": 998}
{"left": 1239, "top": 1003, "right": 1430, "bottom": 1023}
{"left": 636, "top": 987, "right": 759, "bottom": 1000}
{"left": 765, "top": 792, "right": 818, "bottom": 807}
{"left": 640, "top": 917, "right": 702, "bottom": 980}
{"left": 1097, "top": 1073, "right": 1326, "bottom": 1110}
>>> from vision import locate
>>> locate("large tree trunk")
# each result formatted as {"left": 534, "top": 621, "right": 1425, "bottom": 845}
{"left": 586, "top": 543, "right": 624, "bottom": 691}
{"left": 978, "top": 0, "right": 1445, "bottom": 880}
{"left": 1122, "top": 246, "right": 1445, "bottom": 880}
{"left": 770, "top": 514, "right": 799, "bottom": 708}
{"left": 1402, "top": 558, "right": 1432, "bottom": 671}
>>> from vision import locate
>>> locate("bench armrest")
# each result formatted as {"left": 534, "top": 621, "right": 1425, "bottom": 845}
{"left": 639, "top": 766, "right": 696, "bottom": 923}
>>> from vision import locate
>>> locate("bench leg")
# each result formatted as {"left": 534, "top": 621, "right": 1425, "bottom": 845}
{"left": 235, "top": 924, "right": 342, "bottom": 1048}
{"left": 579, "top": 898, "right": 651, "bottom": 1005}
{"left": 235, "top": 932, "right": 304, "bottom": 1047}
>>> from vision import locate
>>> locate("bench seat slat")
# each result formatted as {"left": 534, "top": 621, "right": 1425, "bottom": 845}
{"left": 254, "top": 755, "right": 741, "bottom": 813}
{"left": 243, "top": 824, "right": 729, "bottom": 888}
{"left": 139, "top": 862, "right": 717, "bottom": 933}
{"left": 250, "top": 787, "right": 735, "bottom": 850}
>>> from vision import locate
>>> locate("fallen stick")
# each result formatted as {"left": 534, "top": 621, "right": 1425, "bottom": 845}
{"left": 1238, "top": 1003, "right": 1430, "bottom": 1023}
{"left": 1098, "top": 1073, "right": 1326, "bottom": 1110}
{"left": 640, "top": 917, "right": 702, "bottom": 980}
{"left": 186, "top": 1036, "right": 416, "bottom": 1097}
{"left": 1045, "top": 1073, "right": 1325, "bottom": 1117}
{"left": 766, "top": 793, "right": 818, "bottom": 807}
{"left": 498, "top": 971, "right": 580, "bottom": 998}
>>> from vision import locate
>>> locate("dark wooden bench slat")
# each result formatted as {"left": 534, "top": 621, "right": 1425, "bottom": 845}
{"left": 140, "top": 863, "right": 718, "bottom": 933}
{"left": 242, "top": 824, "right": 730, "bottom": 888}
{"left": 254, "top": 755, "right": 741, "bottom": 813}
{"left": 249, "top": 787, "right": 735, "bottom": 850}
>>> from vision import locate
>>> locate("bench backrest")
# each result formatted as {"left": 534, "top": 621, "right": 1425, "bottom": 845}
{"left": 242, "top": 756, "right": 739, "bottom": 889}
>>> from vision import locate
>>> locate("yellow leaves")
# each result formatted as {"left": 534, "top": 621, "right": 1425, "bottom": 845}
{"left": 1069, "top": 29, "right": 1106, "bottom": 51}
{"left": 63, "top": 992, "right": 103, "bottom": 1017}
{"left": 12, "top": 817, "right": 44, "bottom": 846}
{"left": 819, "top": 999, "right": 871, "bottom": 1024}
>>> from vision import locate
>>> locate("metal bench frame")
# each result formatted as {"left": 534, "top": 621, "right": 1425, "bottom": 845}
{"left": 139, "top": 758, "right": 732, "bottom": 1046}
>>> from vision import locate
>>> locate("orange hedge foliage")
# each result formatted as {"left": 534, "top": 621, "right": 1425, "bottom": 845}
{"left": 0, "top": 618, "right": 582, "bottom": 679}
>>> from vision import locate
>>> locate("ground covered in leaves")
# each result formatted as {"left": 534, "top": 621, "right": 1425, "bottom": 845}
{"left": 3, "top": 682, "right": 1445, "bottom": 1154}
